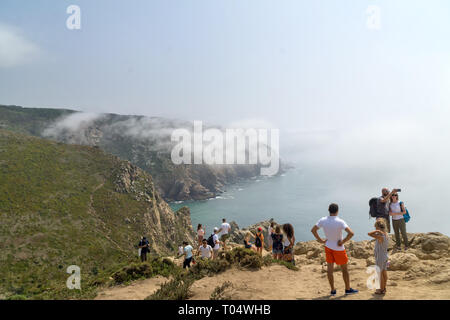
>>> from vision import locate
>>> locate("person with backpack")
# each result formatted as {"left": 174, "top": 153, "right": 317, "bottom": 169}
{"left": 271, "top": 225, "right": 284, "bottom": 260}
{"left": 207, "top": 227, "right": 221, "bottom": 259}
{"left": 389, "top": 192, "right": 409, "bottom": 251}
{"left": 138, "top": 236, "right": 150, "bottom": 262}
{"left": 373, "top": 188, "right": 399, "bottom": 233}
{"left": 311, "top": 203, "right": 358, "bottom": 296}
{"left": 254, "top": 227, "right": 265, "bottom": 256}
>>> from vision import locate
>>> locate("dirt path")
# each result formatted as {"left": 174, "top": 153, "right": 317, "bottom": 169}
{"left": 189, "top": 261, "right": 450, "bottom": 300}
{"left": 95, "top": 258, "right": 450, "bottom": 300}
{"left": 95, "top": 276, "right": 169, "bottom": 300}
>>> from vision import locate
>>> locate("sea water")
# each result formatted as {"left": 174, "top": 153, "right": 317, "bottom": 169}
{"left": 170, "top": 166, "right": 449, "bottom": 242}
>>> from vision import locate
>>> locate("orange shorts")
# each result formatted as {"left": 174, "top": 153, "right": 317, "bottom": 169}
{"left": 325, "top": 246, "right": 348, "bottom": 265}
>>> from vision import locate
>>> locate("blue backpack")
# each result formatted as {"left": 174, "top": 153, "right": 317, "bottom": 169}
{"left": 400, "top": 201, "right": 410, "bottom": 223}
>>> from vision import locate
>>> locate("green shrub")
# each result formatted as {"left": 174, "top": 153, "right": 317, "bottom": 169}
{"left": 190, "top": 258, "right": 231, "bottom": 279}
{"left": 210, "top": 281, "right": 233, "bottom": 300}
{"left": 146, "top": 274, "right": 195, "bottom": 300}
{"left": 111, "top": 258, "right": 180, "bottom": 284}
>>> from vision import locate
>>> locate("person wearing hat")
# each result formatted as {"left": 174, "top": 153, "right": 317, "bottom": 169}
{"left": 212, "top": 227, "right": 220, "bottom": 259}
{"left": 254, "top": 227, "right": 265, "bottom": 256}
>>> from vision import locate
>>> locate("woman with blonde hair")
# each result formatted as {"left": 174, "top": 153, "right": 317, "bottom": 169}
{"left": 368, "top": 218, "right": 389, "bottom": 295}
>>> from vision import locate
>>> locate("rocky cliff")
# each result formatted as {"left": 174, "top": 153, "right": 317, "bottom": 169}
{"left": 0, "top": 105, "right": 273, "bottom": 201}
{"left": 0, "top": 129, "right": 194, "bottom": 299}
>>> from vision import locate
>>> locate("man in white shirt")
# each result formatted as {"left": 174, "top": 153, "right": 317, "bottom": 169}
{"left": 218, "top": 218, "right": 231, "bottom": 251}
{"left": 311, "top": 203, "right": 358, "bottom": 296}
{"left": 197, "top": 239, "right": 213, "bottom": 259}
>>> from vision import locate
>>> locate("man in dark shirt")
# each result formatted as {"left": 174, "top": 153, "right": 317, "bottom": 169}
{"left": 138, "top": 236, "right": 150, "bottom": 262}
{"left": 376, "top": 188, "right": 399, "bottom": 233}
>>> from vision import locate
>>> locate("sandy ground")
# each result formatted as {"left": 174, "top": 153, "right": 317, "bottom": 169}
{"left": 95, "top": 275, "right": 169, "bottom": 300}
{"left": 189, "top": 262, "right": 450, "bottom": 300}
{"left": 95, "top": 255, "right": 450, "bottom": 300}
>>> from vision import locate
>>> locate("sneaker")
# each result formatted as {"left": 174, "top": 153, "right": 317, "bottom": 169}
{"left": 345, "top": 288, "right": 359, "bottom": 295}
{"left": 330, "top": 290, "right": 336, "bottom": 296}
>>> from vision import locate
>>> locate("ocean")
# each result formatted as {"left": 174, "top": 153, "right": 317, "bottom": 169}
{"left": 170, "top": 166, "right": 449, "bottom": 242}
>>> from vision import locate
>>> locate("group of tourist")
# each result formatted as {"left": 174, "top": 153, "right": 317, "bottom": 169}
{"left": 138, "top": 187, "right": 410, "bottom": 297}
{"left": 310, "top": 187, "right": 409, "bottom": 296}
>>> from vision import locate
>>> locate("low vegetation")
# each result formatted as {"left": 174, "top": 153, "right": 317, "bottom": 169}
{"left": 145, "top": 247, "right": 297, "bottom": 300}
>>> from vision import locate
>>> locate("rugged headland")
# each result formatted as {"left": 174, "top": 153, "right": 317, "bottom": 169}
{"left": 0, "top": 104, "right": 270, "bottom": 201}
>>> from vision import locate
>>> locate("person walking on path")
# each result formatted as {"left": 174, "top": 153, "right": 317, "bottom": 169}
{"left": 181, "top": 241, "right": 194, "bottom": 269}
{"left": 311, "top": 203, "right": 358, "bottom": 296}
{"left": 389, "top": 192, "right": 409, "bottom": 251}
{"left": 368, "top": 219, "right": 389, "bottom": 295}
{"left": 197, "top": 239, "right": 213, "bottom": 260}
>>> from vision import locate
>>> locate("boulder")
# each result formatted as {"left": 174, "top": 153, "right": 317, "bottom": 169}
{"left": 389, "top": 253, "right": 420, "bottom": 271}
{"left": 346, "top": 240, "right": 373, "bottom": 259}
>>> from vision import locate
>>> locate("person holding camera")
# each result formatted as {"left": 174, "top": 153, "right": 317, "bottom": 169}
{"left": 376, "top": 188, "right": 400, "bottom": 233}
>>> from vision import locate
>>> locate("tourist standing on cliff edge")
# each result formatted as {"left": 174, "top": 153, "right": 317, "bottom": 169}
{"left": 218, "top": 218, "right": 231, "bottom": 251}
{"left": 311, "top": 203, "right": 358, "bottom": 296}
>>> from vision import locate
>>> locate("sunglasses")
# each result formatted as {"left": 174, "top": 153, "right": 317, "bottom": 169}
{"left": 392, "top": 194, "right": 398, "bottom": 197}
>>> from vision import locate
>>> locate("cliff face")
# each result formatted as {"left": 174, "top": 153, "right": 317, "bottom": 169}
{"left": 0, "top": 105, "right": 265, "bottom": 201}
{"left": 0, "top": 129, "right": 194, "bottom": 298}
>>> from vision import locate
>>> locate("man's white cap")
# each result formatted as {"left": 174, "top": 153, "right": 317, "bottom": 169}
{"left": 214, "top": 227, "right": 219, "bottom": 231}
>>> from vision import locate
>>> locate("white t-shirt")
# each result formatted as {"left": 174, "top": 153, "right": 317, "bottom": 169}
{"left": 198, "top": 245, "right": 213, "bottom": 258}
{"left": 390, "top": 202, "right": 404, "bottom": 220}
{"left": 212, "top": 234, "right": 220, "bottom": 250}
{"left": 316, "top": 216, "right": 349, "bottom": 251}
{"left": 220, "top": 222, "right": 231, "bottom": 236}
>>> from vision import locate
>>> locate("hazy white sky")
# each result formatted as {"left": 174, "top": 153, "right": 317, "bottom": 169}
{"left": 1, "top": 1, "right": 450, "bottom": 162}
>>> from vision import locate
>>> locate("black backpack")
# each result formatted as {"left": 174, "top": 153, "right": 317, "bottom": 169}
{"left": 207, "top": 234, "right": 215, "bottom": 248}
{"left": 255, "top": 234, "right": 262, "bottom": 247}
{"left": 369, "top": 197, "right": 378, "bottom": 218}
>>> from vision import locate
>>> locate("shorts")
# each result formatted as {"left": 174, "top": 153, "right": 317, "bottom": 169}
{"left": 220, "top": 234, "right": 229, "bottom": 242}
{"left": 325, "top": 247, "right": 348, "bottom": 265}
{"left": 183, "top": 257, "right": 192, "bottom": 269}
{"left": 272, "top": 248, "right": 283, "bottom": 255}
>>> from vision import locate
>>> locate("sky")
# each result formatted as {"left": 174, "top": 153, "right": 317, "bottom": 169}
{"left": 0, "top": 0, "right": 449, "bottom": 159}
